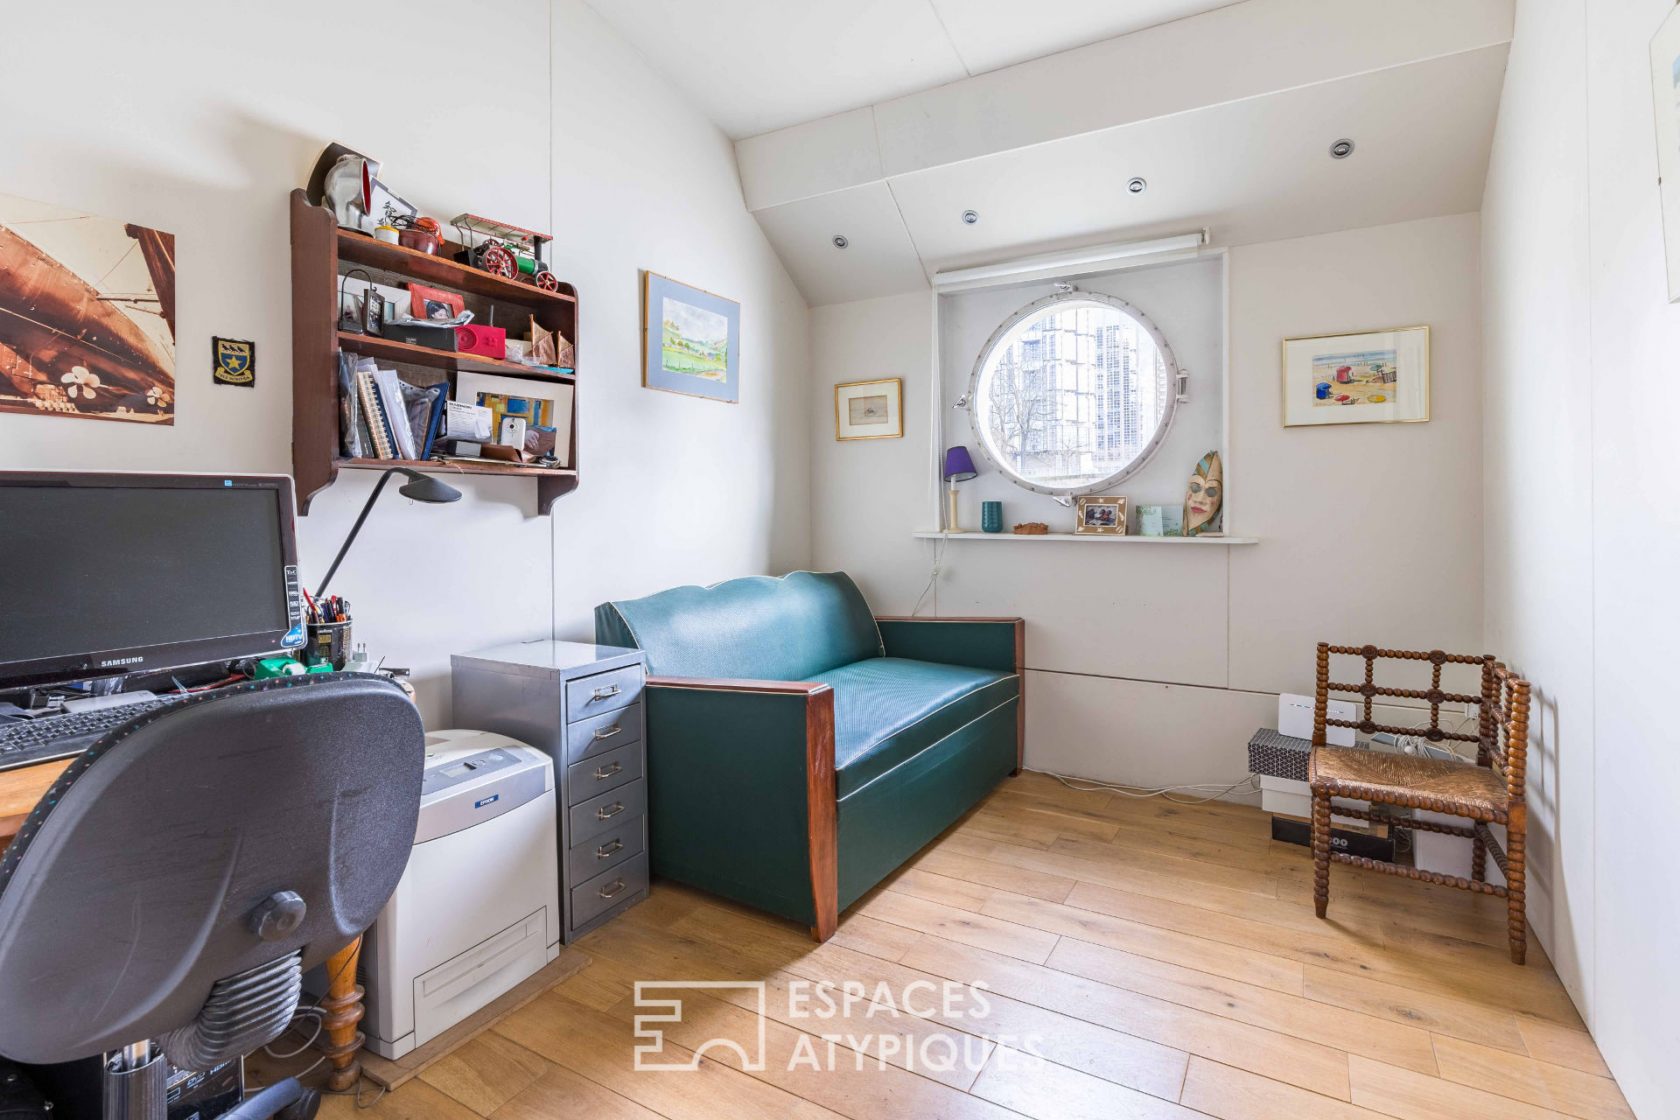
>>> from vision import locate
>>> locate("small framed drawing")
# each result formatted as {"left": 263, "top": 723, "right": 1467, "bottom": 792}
{"left": 642, "top": 271, "right": 740, "bottom": 403}
{"left": 1281, "top": 325, "right": 1429, "bottom": 427}
{"left": 1075, "top": 495, "right": 1127, "bottom": 535}
{"left": 1652, "top": 6, "right": 1680, "bottom": 301}
{"left": 834, "top": 378, "right": 903, "bottom": 440}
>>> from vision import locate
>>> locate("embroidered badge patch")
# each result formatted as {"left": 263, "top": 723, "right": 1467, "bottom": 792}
{"left": 213, "top": 337, "right": 256, "bottom": 386}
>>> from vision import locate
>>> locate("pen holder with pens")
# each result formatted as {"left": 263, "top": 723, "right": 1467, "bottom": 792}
{"left": 307, "top": 620, "right": 352, "bottom": 670}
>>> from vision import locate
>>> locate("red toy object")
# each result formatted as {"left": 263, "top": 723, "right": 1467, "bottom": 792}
{"left": 455, "top": 323, "right": 508, "bottom": 360}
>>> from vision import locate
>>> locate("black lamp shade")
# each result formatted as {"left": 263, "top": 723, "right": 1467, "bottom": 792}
{"left": 397, "top": 471, "right": 461, "bottom": 503}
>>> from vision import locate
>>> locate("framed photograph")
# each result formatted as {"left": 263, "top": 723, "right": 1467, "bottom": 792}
{"left": 409, "top": 283, "right": 464, "bottom": 322}
{"left": 1653, "top": 7, "right": 1680, "bottom": 301}
{"left": 834, "top": 377, "right": 903, "bottom": 440}
{"left": 1075, "top": 495, "right": 1127, "bottom": 535}
{"left": 1281, "top": 325, "right": 1429, "bottom": 427}
{"left": 455, "top": 371, "right": 574, "bottom": 467}
{"left": 642, "top": 271, "right": 739, "bottom": 403}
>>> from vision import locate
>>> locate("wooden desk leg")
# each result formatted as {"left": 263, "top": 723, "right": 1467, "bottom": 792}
{"left": 319, "top": 935, "right": 366, "bottom": 1093}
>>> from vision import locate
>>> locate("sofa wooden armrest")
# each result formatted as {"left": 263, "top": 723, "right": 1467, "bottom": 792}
{"left": 643, "top": 676, "right": 838, "bottom": 940}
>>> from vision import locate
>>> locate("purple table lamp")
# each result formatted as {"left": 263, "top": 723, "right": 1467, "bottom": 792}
{"left": 943, "top": 445, "right": 978, "bottom": 531}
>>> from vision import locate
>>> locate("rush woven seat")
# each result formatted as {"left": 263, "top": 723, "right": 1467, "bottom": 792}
{"left": 1310, "top": 747, "right": 1509, "bottom": 822}
{"left": 1307, "top": 643, "right": 1532, "bottom": 965}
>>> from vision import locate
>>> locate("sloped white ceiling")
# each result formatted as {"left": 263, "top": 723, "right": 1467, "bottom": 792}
{"left": 730, "top": 0, "right": 1515, "bottom": 304}
{"left": 582, "top": 0, "right": 1239, "bottom": 139}
{"left": 928, "top": 0, "right": 1245, "bottom": 73}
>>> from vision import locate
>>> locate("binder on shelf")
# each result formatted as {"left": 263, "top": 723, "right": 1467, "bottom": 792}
{"left": 372, "top": 368, "right": 418, "bottom": 460}
{"left": 419, "top": 384, "right": 449, "bottom": 460}
{"left": 355, "top": 370, "right": 396, "bottom": 460}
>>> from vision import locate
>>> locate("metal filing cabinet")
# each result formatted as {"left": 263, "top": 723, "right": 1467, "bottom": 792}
{"left": 451, "top": 640, "right": 648, "bottom": 942}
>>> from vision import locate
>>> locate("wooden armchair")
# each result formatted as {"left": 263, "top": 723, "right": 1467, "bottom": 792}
{"left": 1308, "top": 643, "right": 1532, "bottom": 964}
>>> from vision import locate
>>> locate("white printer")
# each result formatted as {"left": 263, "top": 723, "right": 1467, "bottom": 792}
{"left": 359, "top": 730, "right": 560, "bottom": 1059}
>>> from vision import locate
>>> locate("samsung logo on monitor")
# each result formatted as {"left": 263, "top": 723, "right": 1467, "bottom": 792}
{"left": 98, "top": 656, "right": 145, "bottom": 668}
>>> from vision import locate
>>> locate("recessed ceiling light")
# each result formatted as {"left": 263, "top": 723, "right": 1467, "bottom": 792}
{"left": 1127, "top": 177, "right": 1147, "bottom": 194}
{"left": 961, "top": 210, "right": 980, "bottom": 225}
{"left": 832, "top": 234, "right": 849, "bottom": 249}
{"left": 1329, "top": 138, "right": 1355, "bottom": 159}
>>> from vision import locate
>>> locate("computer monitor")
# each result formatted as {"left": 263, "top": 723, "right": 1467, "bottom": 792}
{"left": 0, "top": 472, "right": 306, "bottom": 690}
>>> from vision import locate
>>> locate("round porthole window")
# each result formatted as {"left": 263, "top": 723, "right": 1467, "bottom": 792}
{"left": 967, "top": 291, "right": 1180, "bottom": 496}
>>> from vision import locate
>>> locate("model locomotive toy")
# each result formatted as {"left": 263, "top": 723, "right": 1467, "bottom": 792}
{"left": 450, "top": 213, "right": 560, "bottom": 291}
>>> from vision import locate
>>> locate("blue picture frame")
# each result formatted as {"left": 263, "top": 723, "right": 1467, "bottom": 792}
{"left": 642, "top": 271, "right": 740, "bottom": 403}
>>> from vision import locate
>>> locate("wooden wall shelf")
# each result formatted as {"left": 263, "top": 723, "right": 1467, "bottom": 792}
{"left": 337, "top": 229, "right": 577, "bottom": 307}
{"left": 336, "top": 332, "right": 575, "bottom": 382}
{"left": 290, "top": 188, "right": 580, "bottom": 516}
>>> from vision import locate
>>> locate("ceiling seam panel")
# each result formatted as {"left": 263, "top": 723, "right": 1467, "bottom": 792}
{"left": 925, "top": 0, "right": 975, "bottom": 77}
{"left": 870, "top": 103, "right": 933, "bottom": 281}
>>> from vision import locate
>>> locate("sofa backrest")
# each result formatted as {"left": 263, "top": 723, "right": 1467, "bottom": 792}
{"left": 595, "top": 571, "right": 883, "bottom": 681}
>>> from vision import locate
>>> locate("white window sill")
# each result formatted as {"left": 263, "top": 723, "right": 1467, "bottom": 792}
{"left": 914, "top": 531, "right": 1258, "bottom": 545}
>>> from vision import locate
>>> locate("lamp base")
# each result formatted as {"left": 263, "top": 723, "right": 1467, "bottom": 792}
{"left": 946, "top": 485, "right": 960, "bottom": 533}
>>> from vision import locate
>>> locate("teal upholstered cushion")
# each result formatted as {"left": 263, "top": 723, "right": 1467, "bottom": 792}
{"left": 595, "top": 571, "right": 883, "bottom": 681}
{"left": 804, "top": 657, "right": 1018, "bottom": 798}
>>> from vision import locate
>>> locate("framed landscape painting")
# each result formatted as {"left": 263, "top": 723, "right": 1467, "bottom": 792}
{"left": 642, "top": 271, "right": 739, "bottom": 403}
{"left": 1281, "top": 325, "right": 1429, "bottom": 427}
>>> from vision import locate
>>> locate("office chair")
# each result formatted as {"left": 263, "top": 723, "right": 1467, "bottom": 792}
{"left": 0, "top": 673, "right": 425, "bottom": 1120}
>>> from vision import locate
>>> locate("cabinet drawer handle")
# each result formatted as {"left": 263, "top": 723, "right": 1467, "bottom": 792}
{"left": 593, "top": 761, "right": 623, "bottom": 780}
{"left": 598, "top": 879, "right": 627, "bottom": 900}
{"left": 592, "top": 724, "right": 624, "bottom": 741}
{"left": 596, "top": 801, "right": 626, "bottom": 821}
{"left": 596, "top": 839, "right": 623, "bottom": 860}
{"left": 591, "top": 685, "right": 622, "bottom": 701}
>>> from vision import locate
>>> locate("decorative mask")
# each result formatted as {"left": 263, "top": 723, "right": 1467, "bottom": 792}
{"left": 1183, "top": 450, "right": 1223, "bottom": 536}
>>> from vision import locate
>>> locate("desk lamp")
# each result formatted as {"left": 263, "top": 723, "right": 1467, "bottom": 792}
{"left": 942, "top": 445, "right": 978, "bottom": 532}
{"left": 315, "top": 467, "right": 460, "bottom": 598}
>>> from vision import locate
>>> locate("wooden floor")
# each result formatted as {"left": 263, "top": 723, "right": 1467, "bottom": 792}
{"left": 321, "top": 772, "right": 1632, "bottom": 1120}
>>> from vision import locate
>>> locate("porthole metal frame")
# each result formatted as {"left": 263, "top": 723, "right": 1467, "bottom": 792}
{"left": 965, "top": 290, "right": 1184, "bottom": 497}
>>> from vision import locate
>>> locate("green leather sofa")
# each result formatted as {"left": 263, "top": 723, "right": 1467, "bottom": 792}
{"left": 595, "top": 571, "right": 1022, "bottom": 941}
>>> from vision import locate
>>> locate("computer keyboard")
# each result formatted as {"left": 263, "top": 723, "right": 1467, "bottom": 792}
{"left": 0, "top": 699, "right": 175, "bottom": 772}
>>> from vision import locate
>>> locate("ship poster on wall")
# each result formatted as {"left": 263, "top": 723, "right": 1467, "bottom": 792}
{"left": 0, "top": 192, "right": 176, "bottom": 424}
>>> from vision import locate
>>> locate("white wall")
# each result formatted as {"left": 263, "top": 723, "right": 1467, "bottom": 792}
{"left": 1484, "top": 0, "right": 1680, "bottom": 1112}
{"left": 811, "top": 213, "right": 1483, "bottom": 790}
{"left": 0, "top": 0, "right": 810, "bottom": 725}
{"left": 1480, "top": 0, "right": 1596, "bottom": 1021}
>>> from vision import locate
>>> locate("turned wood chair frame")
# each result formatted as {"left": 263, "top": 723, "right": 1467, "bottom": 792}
{"left": 1308, "top": 643, "right": 1532, "bottom": 964}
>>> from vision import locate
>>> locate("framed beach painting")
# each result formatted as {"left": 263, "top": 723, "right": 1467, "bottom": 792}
{"left": 1281, "top": 325, "right": 1429, "bottom": 427}
{"left": 834, "top": 377, "right": 903, "bottom": 440}
{"left": 1651, "top": 5, "right": 1680, "bottom": 301}
{"left": 642, "top": 271, "right": 739, "bottom": 403}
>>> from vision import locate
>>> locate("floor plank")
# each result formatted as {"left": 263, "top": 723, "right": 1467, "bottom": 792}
{"left": 854, "top": 886, "right": 1061, "bottom": 964}
{"left": 1180, "top": 1058, "right": 1393, "bottom": 1120}
{"left": 968, "top": 1047, "right": 1200, "bottom": 1119}
{"left": 417, "top": 1033, "right": 549, "bottom": 1115}
{"left": 1430, "top": 1036, "right": 1635, "bottom": 1120}
{"left": 489, "top": 1063, "right": 665, "bottom": 1120}
{"left": 1348, "top": 1054, "right": 1582, "bottom": 1120}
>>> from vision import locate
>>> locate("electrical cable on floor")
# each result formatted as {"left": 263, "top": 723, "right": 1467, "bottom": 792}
{"left": 1030, "top": 768, "right": 1260, "bottom": 805}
